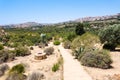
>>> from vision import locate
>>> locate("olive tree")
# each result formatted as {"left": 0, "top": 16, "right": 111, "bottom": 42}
{"left": 75, "top": 23, "right": 85, "bottom": 35}
{"left": 99, "top": 24, "right": 120, "bottom": 50}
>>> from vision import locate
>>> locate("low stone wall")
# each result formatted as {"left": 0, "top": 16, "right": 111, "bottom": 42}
{"left": 34, "top": 53, "right": 46, "bottom": 60}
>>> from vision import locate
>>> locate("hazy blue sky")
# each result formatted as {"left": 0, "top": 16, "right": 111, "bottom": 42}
{"left": 0, "top": 0, "right": 120, "bottom": 25}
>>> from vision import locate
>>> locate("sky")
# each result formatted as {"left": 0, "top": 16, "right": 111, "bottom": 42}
{"left": 0, "top": 0, "right": 120, "bottom": 25}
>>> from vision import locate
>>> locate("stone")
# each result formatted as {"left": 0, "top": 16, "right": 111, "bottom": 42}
{"left": 34, "top": 53, "right": 46, "bottom": 60}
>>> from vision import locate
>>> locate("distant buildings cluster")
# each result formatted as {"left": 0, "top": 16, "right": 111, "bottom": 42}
{"left": 75, "top": 13, "right": 120, "bottom": 22}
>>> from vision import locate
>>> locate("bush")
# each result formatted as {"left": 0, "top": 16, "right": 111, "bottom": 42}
{"left": 44, "top": 47, "right": 54, "bottom": 55}
{"left": 7, "top": 64, "right": 26, "bottom": 80}
{"left": 6, "top": 72, "right": 27, "bottom": 80}
{"left": 38, "top": 42, "right": 48, "bottom": 48}
{"left": 0, "top": 44, "right": 4, "bottom": 50}
{"left": 46, "top": 34, "right": 53, "bottom": 41}
{"left": 15, "top": 46, "right": 31, "bottom": 56}
{"left": 53, "top": 41, "right": 60, "bottom": 45}
{"left": 30, "top": 47, "right": 34, "bottom": 50}
{"left": 52, "top": 56, "right": 63, "bottom": 72}
{"left": 72, "top": 32, "right": 100, "bottom": 49}
{"left": 74, "top": 46, "right": 85, "bottom": 59}
{"left": 63, "top": 41, "right": 71, "bottom": 49}
{"left": 66, "top": 33, "right": 76, "bottom": 41}
{"left": 9, "top": 64, "right": 25, "bottom": 74}
{"left": 27, "top": 72, "right": 44, "bottom": 80}
{"left": 0, "top": 50, "right": 15, "bottom": 64}
{"left": 0, "top": 64, "right": 9, "bottom": 77}
{"left": 81, "top": 49, "right": 112, "bottom": 69}
{"left": 52, "top": 63, "right": 59, "bottom": 72}
{"left": 99, "top": 24, "right": 120, "bottom": 50}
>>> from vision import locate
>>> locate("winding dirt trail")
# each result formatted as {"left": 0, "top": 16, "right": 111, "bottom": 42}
{"left": 58, "top": 44, "right": 92, "bottom": 80}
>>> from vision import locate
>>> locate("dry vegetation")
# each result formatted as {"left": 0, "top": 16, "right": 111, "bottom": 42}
{"left": 0, "top": 21, "right": 120, "bottom": 80}
{"left": 0, "top": 42, "right": 63, "bottom": 80}
{"left": 83, "top": 50, "right": 120, "bottom": 80}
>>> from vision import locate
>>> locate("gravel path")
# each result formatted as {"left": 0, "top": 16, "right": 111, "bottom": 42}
{"left": 58, "top": 45, "right": 92, "bottom": 80}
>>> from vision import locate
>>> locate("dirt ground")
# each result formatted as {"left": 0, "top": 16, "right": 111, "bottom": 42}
{"left": 0, "top": 43, "right": 63, "bottom": 80}
{"left": 83, "top": 50, "right": 120, "bottom": 80}
{"left": 1, "top": 42, "right": 120, "bottom": 80}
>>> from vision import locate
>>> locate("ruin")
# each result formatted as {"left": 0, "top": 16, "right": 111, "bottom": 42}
{"left": 34, "top": 52, "right": 46, "bottom": 60}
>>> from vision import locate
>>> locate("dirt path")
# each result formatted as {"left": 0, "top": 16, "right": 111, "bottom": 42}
{"left": 58, "top": 44, "right": 92, "bottom": 80}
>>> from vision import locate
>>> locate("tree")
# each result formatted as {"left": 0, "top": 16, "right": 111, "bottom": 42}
{"left": 40, "top": 33, "right": 46, "bottom": 43}
{"left": 75, "top": 23, "right": 85, "bottom": 35}
{"left": 99, "top": 24, "right": 120, "bottom": 50}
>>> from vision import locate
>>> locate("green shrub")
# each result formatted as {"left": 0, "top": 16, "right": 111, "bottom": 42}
{"left": 46, "top": 34, "right": 53, "bottom": 41}
{"left": 74, "top": 46, "right": 85, "bottom": 59}
{"left": 53, "top": 41, "right": 60, "bottom": 45}
{"left": 52, "top": 63, "right": 59, "bottom": 72}
{"left": 52, "top": 56, "right": 63, "bottom": 72}
{"left": 15, "top": 46, "right": 31, "bottom": 56}
{"left": 66, "top": 33, "right": 76, "bottom": 41}
{"left": 81, "top": 49, "right": 112, "bottom": 69}
{"left": 99, "top": 24, "right": 120, "bottom": 50}
{"left": 63, "top": 41, "right": 71, "bottom": 49}
{"left": 27, "top": 72, "right": 44, "bottom": 80}
{"left": 72, "top": 32, "right": 100, "bottom": 49}
{"left": 0, "top": 44, "right": 4, "bottom": 50}
{"left": 6, "top": 72, "right": 27, "bottom": 80}
{"left": 9, "top": 64, "right": 25, "bottom": 74}
{"left": 7, "top": 64, "right": 26, "bottom": 80}
{"left": 44, "top": 47, "right": 54, "bottom": 55}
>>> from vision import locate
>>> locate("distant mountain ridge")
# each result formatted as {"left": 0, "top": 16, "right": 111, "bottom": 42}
{"left": 13, "top": 22, "right": 42, "bottom": 28}
{"left": 0, "top": 13, "right": 120, "bottom": 28}
{"left": 0, "top": 22, "right": 43, "bottom": 28}
{"left": 75, "top": 13, "right": 120, "bottom": 22}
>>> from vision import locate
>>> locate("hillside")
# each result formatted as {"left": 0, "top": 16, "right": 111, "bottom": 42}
{"left": 75, "top": 13, "right": 120, "bottom": 22}
{"left": 0, "top": 13, "right": 120, "bottom": 28}
{"left": 1, "top": 22, "right": 43, "bottom": 28}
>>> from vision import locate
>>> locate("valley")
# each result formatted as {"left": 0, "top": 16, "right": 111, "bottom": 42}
{"left": 0, "top": 13, "right": 120, "bottom": 80}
